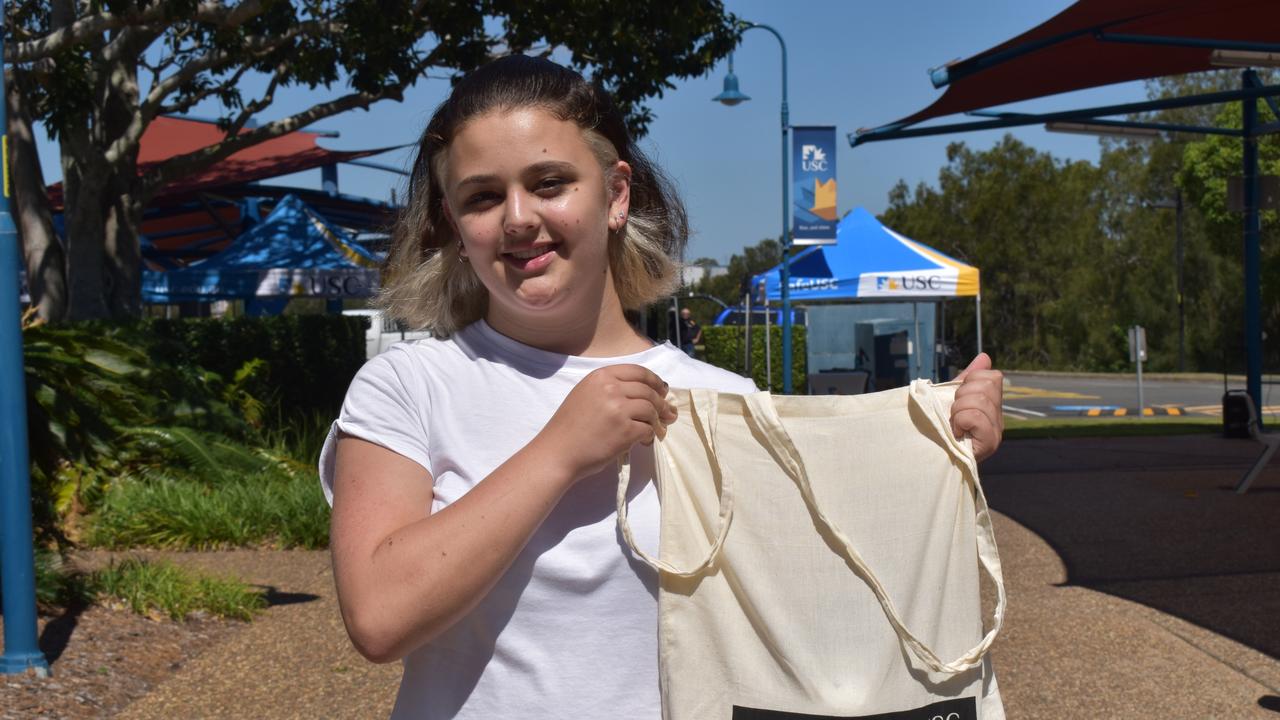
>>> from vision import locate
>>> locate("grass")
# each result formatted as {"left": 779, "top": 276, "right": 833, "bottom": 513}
{"left": 87, "top": 469, "right": 329, "bottom": 550}
{"left": 17, "top": 551, "right": 266, "bottom": 621}
{"left": 91, "top": 557, "right": 266, "bottom": 621}
{"left": 1003, "top": 415, "right": 1222, "bottom": 440}
{"left": 85, "top": 411, "right": 334, "bottom": 550}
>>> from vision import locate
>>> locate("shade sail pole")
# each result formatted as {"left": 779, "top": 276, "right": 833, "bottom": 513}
{"left": 975, "top": 292, "right": 984, "bottom": 356}
{"left": 1243, "top": 70, "right": 1263, "bottom": 427}
{"left": 912, "top": 302, "right": 921, "bottom": 378}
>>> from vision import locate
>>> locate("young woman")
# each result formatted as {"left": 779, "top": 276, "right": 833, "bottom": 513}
{"left": 321, "top": 55, "right": 1004, "bottom": 719}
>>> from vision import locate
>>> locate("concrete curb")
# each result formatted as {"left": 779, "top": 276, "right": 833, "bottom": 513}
{"left": 1006, "top": 369, "right": 1277, "bottom": 384}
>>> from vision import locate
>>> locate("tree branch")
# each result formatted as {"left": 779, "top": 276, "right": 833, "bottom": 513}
{"left": 103, "top": 19, "right": 337, "bottom": 171}
{"left": 221, "top": 64, "right": 285, "bottom": 137}
{"left": 157, "top": 63, "right": 252, "bottom": 117}
{"left": 103, "top": 21, "right": 165, "bottom": 65}
{"left": 137, "top": 19, "right": 340, "bottom": 120}
{"left": 8, "top": 0, "right": 266, "bottom": 63}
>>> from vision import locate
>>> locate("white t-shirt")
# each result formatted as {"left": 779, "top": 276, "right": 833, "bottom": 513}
{"left": 318, "top": 320, "right": 756, "bottom": 719}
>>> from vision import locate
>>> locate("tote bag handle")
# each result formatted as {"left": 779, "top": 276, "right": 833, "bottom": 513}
{"left": 742, "top": 380, "right": 1006, "bottom": 675}
{"left": 617, "top": 388, "right": 735, "bottom": 578}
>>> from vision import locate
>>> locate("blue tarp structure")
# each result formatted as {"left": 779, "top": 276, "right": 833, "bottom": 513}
{"left": 750, "top": 207, "right": 980, "bottom": 302}
{"left": 142, "top": 194, "right": 381, "bottom": 308}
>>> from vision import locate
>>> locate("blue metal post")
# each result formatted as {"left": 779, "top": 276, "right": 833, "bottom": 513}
{"left": 321, "top": 163, "right": 338, "bottom": 196}
{"left": 745, "top": 23, "right": 793, "bottom": 394}
{"left": 0, "top": 0, "right": 51, "bottom": 676}
{"left": 1243, "top": 70, "right": 1263, "bottom": 426}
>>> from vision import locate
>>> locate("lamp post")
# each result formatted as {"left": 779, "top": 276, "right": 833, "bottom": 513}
{"left": 0, "top": 0, "right": 50, "bottom": 676}
{"left": 714, "top": 23, "right": 794, "bottom": 393}
{"left": 1148, "top": 189, "right": 1186, "bottom": 372}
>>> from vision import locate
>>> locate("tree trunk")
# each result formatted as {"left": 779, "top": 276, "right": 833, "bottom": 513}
{"left": 101, "top": 42, "right": 144, "bottom": 318}
{"left": 6, "top": 69, "right": 67, "bottom": 322}
{"left": 104, "top": 191, "right": 143, "bottom": 317}
{"left": 60, "top": 136, "right": 113, "bottom": 321}
{"left": 49, "top": 0, "right": 112, "bottom": 321}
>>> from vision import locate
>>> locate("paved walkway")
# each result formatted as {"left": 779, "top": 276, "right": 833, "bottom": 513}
{"left": 113, "top": 551, "right": 399, "bottom": 719}
{"left": 107, "top": 435, "right": 1279, "bottom": 718}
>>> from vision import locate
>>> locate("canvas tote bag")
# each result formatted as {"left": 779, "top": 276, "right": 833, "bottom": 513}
{"left": 618, "top": 380, "right": 1006, "bottom": 720}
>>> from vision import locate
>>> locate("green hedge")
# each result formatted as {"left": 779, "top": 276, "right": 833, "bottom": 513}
{"left": 139, "top": 315, "right": 367, "bottom": 419}
{"left": 702, "top": 325, "right": 807, "bottom": 394}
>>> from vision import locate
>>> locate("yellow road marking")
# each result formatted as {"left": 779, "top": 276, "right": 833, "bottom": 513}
{"left": 1004, "top": 385, "right": 1100, "bottom": 400}
{"left": 1181, "top": 404, "right": 1280, "bottom": 416}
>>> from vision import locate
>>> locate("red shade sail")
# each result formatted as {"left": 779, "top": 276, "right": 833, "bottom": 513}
{"left": 874, "top": 0, "right": 1280, "bottom": 131}
{"left": 48, "top": 116, "right": 399, "bottom": 209}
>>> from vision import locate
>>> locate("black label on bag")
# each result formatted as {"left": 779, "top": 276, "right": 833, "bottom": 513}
{"left": 732, "top": 697, "right": 977, "bottom": 720}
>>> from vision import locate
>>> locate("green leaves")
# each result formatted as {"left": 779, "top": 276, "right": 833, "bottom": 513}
{"left": 883, "top": 136, "right": 1115, "bottom": 370}
{"left": 21, "top": 316, "right": 358, "bottom": 548}
{"left": 23, "top": 324, "right": 150, "bottom": 479}
{"left": 702, "top": 325, "right": 807, "bottom": 394}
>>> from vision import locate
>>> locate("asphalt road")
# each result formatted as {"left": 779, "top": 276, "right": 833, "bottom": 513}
{"left": 1001, "top": 372, "right": 1280, "bottom": 418}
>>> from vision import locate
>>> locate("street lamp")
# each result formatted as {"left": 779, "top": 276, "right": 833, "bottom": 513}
{"left": 1148, "top": 190, "right": 1186, "bottom": 372}
{"left": 714, "top": 23, "right": 795, "bottom": 394}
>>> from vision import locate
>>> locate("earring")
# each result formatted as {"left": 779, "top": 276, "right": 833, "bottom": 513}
{"left": 457, "top": 240, "right": 469, "bottom": 264}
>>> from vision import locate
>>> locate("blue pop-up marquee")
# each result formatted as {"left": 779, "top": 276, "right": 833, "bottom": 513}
{"left": 750, "top": 207, "right": 979, "bottom": 302}
{"left": 142, "top": 194, "right": 381, "bottom": 306}
{"left": 751, "top": 207, "right": 984, "bottom": 361}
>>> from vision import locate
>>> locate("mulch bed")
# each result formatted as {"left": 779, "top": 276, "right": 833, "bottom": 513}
{"left": 0, "top": 605, "right": 244, "bottom": 719}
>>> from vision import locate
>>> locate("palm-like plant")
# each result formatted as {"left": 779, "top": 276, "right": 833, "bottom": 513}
{"left": 22, "top": 317, "right": 153, "bottom": 543}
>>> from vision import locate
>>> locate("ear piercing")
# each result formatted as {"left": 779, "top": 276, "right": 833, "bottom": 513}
{"left": 457, "top": 240, "right": 469, "bottom": 263}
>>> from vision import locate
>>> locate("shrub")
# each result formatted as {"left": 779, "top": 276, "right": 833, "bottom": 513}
{"left": 23, "top": 322, "right": 154, "bottom": 545}
{"left": 22, "top": 317, "right": 346, "bottom": 547}
{"left": 702, "top": 325, "right": 807, "bottom": 393}
{"left": 139, "top": 315, "right": 366, "bottom": 420}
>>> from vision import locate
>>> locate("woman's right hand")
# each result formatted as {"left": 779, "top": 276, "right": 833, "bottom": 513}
{"left": 533, "top": 364, "right": 677, "bottom": 482}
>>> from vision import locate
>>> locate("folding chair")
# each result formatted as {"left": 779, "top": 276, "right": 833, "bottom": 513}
{"left": 1234, "top": 390, "right": 1280, "bottom": 494}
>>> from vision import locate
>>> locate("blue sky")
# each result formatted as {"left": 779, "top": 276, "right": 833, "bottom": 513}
{"left": 35, "top": 0, "right": 1155, "bottom": 264}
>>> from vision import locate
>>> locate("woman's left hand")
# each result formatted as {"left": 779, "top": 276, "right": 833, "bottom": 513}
{"left": 952, "top": 353, "right": 1004, "bottom": 462}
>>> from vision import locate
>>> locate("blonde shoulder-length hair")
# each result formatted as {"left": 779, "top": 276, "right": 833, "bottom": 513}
{"left": 377, "top": 55, "right": 689, "bottom": 337}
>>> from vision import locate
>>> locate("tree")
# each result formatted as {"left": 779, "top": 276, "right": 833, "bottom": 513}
{"left": 5, "top": 0, "right": 741, "bottom": 320}
{"left": 878, "top": 72, "right": 1280, "bottom": 374}
{"left": 882, "top": 137, "right": 1106, "bottom": 370}
{"left": 1174, "top": 88, "right": 1280, "bottom": 372}
{"left": 691, "top": 236, "right": 783, "bottom": 314}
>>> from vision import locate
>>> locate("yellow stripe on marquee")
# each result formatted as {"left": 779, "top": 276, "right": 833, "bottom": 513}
{"left": 898, "top": 236, "right": 981, "bottom": 297}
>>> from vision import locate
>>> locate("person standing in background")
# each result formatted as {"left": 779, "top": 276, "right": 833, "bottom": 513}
{"left": 679, "top": 307, "right": 702, "bottom": 358}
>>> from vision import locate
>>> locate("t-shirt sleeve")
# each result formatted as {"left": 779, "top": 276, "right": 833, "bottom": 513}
{"left": 317, "top": 349, "right": 433, "bottom": 506}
